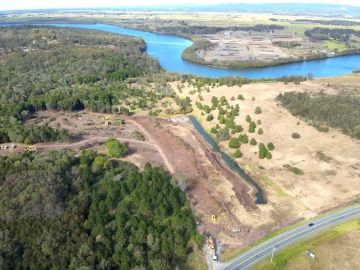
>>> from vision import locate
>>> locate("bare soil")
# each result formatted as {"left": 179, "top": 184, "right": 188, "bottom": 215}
{"left": 0, "top": 110, "right": 274, "bottom": 250}
{"left": 172, "top": 74, "right": 360, "bottom": 253}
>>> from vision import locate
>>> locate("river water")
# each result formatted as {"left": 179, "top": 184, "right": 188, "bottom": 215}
{"left": 54, "top": 23, "right": 360, "bottom": 79}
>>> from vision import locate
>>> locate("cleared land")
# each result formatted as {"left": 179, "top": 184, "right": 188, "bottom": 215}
{"left": 200, "top": 30, "right": 301, "bottom": 63}
{"left": 172, "top": 73, "right": 360, "bottom": 255}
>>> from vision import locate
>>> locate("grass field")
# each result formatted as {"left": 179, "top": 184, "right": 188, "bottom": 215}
{"left": 250, "top": 218, "right": 360, "bottom": 270}
{"left": 323, "top": 40, "right": 348, "bottom": 52}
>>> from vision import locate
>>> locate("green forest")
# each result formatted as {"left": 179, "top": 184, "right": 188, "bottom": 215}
{"left": 0, "top": 26, "right": 163, "bottom": 144}
{"left": 278, "top": 91, "right": 360, "bottom": 139}
{"left": 0, "top": 150, "right": 201, "bottom": 269}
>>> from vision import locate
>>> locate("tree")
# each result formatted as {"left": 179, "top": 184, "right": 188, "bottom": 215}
{"left": 250, "top": 138, "right": 257, "bottom": 145}
{"left": 234, "top": 125, "right": 243, "bottom": 133}
{"left": 246, "top": 115, "right": 251, "bottom": 123}
{"left": 229, "top": 137, "right": 240, "bottom": 148}
{"left": 206, "top": 114, "right": 214, "bottom": 121}
{"left": 258, "top": 128, "right": 264, "bottom": 135}
{"left": 105, "top": 138, "right": 128, "bottom": 158}
{"left": 292, "top": 132, "right": 301, "bottom": 139}
{"left": 218, "top": 115, "right": 225, "bottom": 124}
{"left": 248, "top": 121, "right": 257, "bottom": 133}
{"left": 239, "top": 134, "right": 248, "bottom": 144}
{"left": 216, "top": 128, "right": 230, "bottom": 141}
{"left": 211, "top": 96, "right": 219, "bottom": 106}
{"left": 225, "top": 119, "right": 235, "bottom": 129}
{"left": 255, "top": 106, "right": 262, "bottom": 114}
{"left": 259, "top": 143, "right": 268, "bottom": 159}
{"left": 203, "top": 105, "right": 211, "bottom": 114}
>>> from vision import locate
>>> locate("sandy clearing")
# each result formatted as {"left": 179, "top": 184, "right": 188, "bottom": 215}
{"left": 171, "top": 76, "right": 360, "bottom": 251}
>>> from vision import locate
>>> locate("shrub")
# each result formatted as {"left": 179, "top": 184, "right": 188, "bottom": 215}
{"left": 315, "top": 151, "right": 332, "bottom": 163}
{"left": 267, "top": 142, "right": 275, "bottom": 151}
{"left": 132, "top": 130, "right": 145, "bottom": 141}
{"left": 266, "top": 152, "right": 272, "bottom": 159}
{"left": 255, "top": 106, "right": 262, "bottom": 114}
{"left": 246, "top": 115, "right": 251, "bottom": 123}
{"left": 105, "top": 138, "right": 128, "bottom": 158}
{"left": 210, "top": 127, "right": 218, "bottom": 134}
{"left": 250, "top": 138, "right": 257, "bottom": 145}
{"left": 248, "top": 121, "right": 257, "bottom": 133}
{"left": 229, "top": 137, "right": 241, "bottom": 148}
{"left": 292, "top": 132, "right": 301, "bottom": 139}
{"left": 257, "top": 119, "right": 262, "bottom": 125}
{"left": 316, "top": 126, "right": 330, "bottom": 132}
{"left": 283, "top": 164, "right": 304, "bottom": 175}
{"left": 237, "top": 94, "right": 244, "bottom": 100}
{"left": 233, "top": 150, "right": 243, "bottom": 158}
{"left": 258, "top": 128, "right": 264, "bottom": 135}
{"left": 206, "top": 114, "right": 214, "bottom": 121}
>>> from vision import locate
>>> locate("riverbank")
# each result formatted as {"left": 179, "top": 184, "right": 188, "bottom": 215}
{"left": 106, "top": 22, "right": 360, "bottom": 70}
{"left": 2, "top": 21, "right": 360, "bottom": 78}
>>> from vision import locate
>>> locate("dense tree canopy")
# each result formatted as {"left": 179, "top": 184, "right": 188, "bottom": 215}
{"left": 0, "top": 26, "right": 163, "bottom": 144}
{"left": 278, "top": 92, "right": 360, "bottom": 139}
{"left": 0, "top": 150, "right": 201, "bottom": 269}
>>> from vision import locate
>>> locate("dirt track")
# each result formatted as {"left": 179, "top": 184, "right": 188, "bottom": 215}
{"left": 12, "top": 111, "right": 276, "bottom": 250}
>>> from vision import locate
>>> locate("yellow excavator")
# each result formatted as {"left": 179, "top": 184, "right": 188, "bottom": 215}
{"left": 25, "top": 145, "right": 37, "bottom": 153}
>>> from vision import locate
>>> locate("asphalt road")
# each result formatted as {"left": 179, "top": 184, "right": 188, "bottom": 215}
{"left": 221, "top": 205, "right": 360, "bottom": 270}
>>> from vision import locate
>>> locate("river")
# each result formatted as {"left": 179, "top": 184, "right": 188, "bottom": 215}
{"left": 53, "top": 23, "right": 360, "bottom": 79}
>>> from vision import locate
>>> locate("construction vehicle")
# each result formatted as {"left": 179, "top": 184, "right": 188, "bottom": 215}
{"left": 211, "top": 214, "right": 217, "bottom": 222}
{"left": 207, "top": 236, "right": 218, "bottom": 261}
{"left": 25, "top": 145, "right": 37, "bottom": 153}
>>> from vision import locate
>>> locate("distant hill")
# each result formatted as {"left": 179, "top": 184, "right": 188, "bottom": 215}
{"left": 1, "top": 3, "right": 360, "bottom": 18}
{"left": 196, "top": 3, "right": 360, "bottom": 17}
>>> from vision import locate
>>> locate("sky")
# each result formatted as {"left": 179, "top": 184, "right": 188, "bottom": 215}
{"left": 1, "top": 0, "right": 360, "bottom": 11}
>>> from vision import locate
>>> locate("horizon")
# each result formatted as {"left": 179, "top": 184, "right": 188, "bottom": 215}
{"left": 1, "top": 1, "right": 360, "bottom": 11}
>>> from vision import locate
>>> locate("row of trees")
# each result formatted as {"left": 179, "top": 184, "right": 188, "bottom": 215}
{"left": 305, "top": 27, "right": 360, "bottom": 42}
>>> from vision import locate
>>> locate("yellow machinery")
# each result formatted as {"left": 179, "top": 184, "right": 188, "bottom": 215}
{"left": 25, "top": 145, "right": 37, "bottom": 153}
